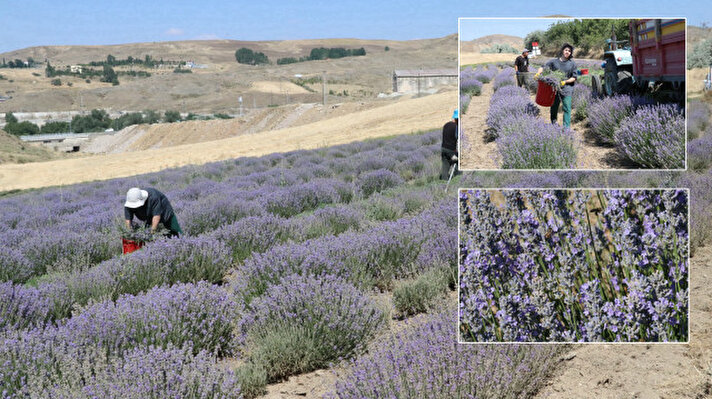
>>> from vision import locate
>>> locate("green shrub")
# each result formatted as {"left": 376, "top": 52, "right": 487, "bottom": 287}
{"left": 163, "top": 110, "right": 181, "bottom": 123}
{"left": 50, "top": 78, "right": 61, "bottom": 86}
{"left": 393, "top": 265, "right": 451, "bottom": 317}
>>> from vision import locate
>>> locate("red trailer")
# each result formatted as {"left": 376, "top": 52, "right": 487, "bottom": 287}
{"left": 629, "top": 19, "right": 685, "bottom": 92}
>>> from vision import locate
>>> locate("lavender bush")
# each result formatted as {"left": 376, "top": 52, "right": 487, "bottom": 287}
{"left": 614, "top": 104, "right": 685, "bottom": 169}
{"left": 688, "top": 100, "right": 711, "bottom": 140}
{"left": 328, "top": 306, "right": 564, "bottom": 398}
{"left": 486, "top": 93, "right": 540, "bottom": 135}
{"left": 497, "top": 117, "right": 578, "bottom": 169}
{"left": 460, "top": 189, "right": 689, "bottom": 342}
{"left": 572, "top": 84, "right": 593, "bottom": 122}
{"left": 689, "top": 134, "right": 712, "bottom": 172}
{"left": 588, "top": 95, "right": 634, "bottom": 144}
{"left": 0, "top": 339, "right": 241, "bottom": 399}
{"left": 460, "top": 77, "right": 483, "bottom": 96}
{"left": 492, "top": 67, "right": 516, "bottom": 91}
{"left": 460, "top": 93, "right": 471, "bottom": 114}
{"left": 240, "top": 273, "right": 384, "bottom": 383}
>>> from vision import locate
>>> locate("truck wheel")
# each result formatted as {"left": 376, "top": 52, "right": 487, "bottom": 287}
{"left": 616, "top": 71, "right": 633, "bottom": 94}
{"left": 592, "top": 75, "right": 603, "bottom": 98}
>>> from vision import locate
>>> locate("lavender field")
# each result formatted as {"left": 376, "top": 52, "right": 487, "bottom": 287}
{"left": 0, "top": 131, "right": 566, "bottom": 398}
{"left": 460, "top": 189, "right": 688, "bottom": 342}
{"left": 2, "top": 119, "right": 712, "bottom": 396}
{"left": 460, "top": 62, "right": 686, "bottom": 170}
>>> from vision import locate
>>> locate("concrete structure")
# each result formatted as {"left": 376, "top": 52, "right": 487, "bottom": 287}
{"left": 392, "top": 69, "right": 457, "bottom": 94}
{"left": 70, "top": 65, "right": 83, "bottom": 73}
{"left": 19, "top": 132, "right": 108, "bottom": 152}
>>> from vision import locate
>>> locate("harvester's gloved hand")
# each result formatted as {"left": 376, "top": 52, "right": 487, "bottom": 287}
{"left": 451, "top": 155, "right": 458, "bottom": 161}
{"left": 534, "top": 72, "right": 541, "bottom": 79}
{"left": 560, "top": 80, "right": 566, "bottom": 87}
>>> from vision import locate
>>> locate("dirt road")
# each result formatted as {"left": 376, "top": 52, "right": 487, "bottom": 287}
{"left": 0, "top": 91, "right": 456, "bottom": 191}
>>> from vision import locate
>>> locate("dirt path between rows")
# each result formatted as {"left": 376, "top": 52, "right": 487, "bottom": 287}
{"left": 0, "top": 91, "right": 456, "bottom": 192}
{"left": 460, "top": 83, "right": 498, "bottom": 170}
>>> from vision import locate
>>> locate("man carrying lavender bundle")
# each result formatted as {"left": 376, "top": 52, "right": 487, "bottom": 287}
{"left": 535, "top": 43, "right": 578, "bottom": 128}
{"left": 124, "top": 187, "right": 182, "bottom": 238}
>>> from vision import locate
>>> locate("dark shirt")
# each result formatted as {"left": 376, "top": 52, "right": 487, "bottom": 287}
{"left": 515, "top": 55, "right": 529, "bottom": 73}
{"left": 442, "top": 121, "right": 458, "bottom": 156}
{"left": 124, "top": 188, "right": 175, "bottom": 228}
{"left": 544, "top": 58, "right": 578, "bottom": 97}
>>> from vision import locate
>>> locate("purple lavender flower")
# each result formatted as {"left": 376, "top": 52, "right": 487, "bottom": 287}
{"left": 614, "top": 104, "right": 685, "bottom": 169}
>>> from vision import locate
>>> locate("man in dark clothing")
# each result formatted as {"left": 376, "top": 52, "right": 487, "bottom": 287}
{"left": 124, "top": 187, "right": 182, "bottom": 237}
{"left": 535, "top": 43, "right": 578, "bottom": 128}
{"left": 440, "top": 109, "right": 459, "bottom": 180}
{"left": 514, "top": 49, "right": 530, "bottom": 88}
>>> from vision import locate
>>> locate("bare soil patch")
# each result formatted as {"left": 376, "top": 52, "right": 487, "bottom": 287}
{"left": 459, "top": 83, "right": 498, "bottom": 169}
{"left": 250, "top": 81, "right": 310, "bottom": 95}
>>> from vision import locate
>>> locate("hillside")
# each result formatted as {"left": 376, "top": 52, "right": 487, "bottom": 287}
{"left": 0, "top": 129, "right": 74, "bottom": 164}
{"left": 0, "top": 35, "right": 457, "bottom": 114}
{"left": 0, "top": 90, "right": 456, "bottom": 191}
{"left": 459, "top": 34, "right": 523, "bottom": 53}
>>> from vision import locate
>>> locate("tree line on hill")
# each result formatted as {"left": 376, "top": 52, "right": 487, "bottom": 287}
{"left": 2, "top": 110, "right": 233, "bottom": 136}
{"left": 0, "top": 58, "right": 37, "bottom": 68}
{"left": 235, "top": 47, "right": 366, "bottom": 66}
{"left": 523, "top": 19, "right": 630, "bottom": 57}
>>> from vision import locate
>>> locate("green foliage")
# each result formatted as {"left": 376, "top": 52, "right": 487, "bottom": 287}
{"left": 384, "top": 46, "right": 390, "bottom": 51}
{"left": 539, "top": 19, "right": 629, "bottom": 56}
{"left": 5, "top": 112, "right": 18, "bottom": 124}
{"left": 173, "top": 67, "right": 192, "bottom": 73}
{"left": 393, "top": 265, "right": 451, "bottom": 317}
{"left": 276, "top": 57, "right": 299, "bottom": 65}
{"left": 4, "top": 121, "right": 40, "bottom": 136}
{"left": 112, "top": 112, "right": 145, "bottom": 131}
{"left": 71, "top": 109, "right": 112, "bottom": 133}
{"left": 163, "top": 110, "right": 181, "bottom": 123}
{"left": 213, "top": 113, "right": 232, "bottom": 119}
{"left": 481, "top": 43, "right": 519, "bottom": 54}
{"left": 235, "top": 48, "right": 270, "bottom": 65}
{"left": 40, "top": 121, "right": 70, "bottom": 134}
{"left": 689, "top": 39, "right": 712, "bottom": 69}
{"left": 143, "top": 110, "right": 161, "bottom": 124}
{"left": 308, "top": 47, "right": 366, "bottom": 60}
{"left": 185, "top": 113, "right": 200, "bottom": 121}
{"left": 100, "top": 65, "right": 119, "bottom": 85}
{"left": 50, "top": 78, "right": 61, "bottom": 86}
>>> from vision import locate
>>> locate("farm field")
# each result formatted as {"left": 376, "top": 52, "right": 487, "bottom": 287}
{"left": 459, "top": 63, "right": 685, "bottom": 170}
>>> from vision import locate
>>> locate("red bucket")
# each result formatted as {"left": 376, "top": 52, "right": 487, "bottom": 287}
{"left": 580, "top": 68, "right": 589, "bottom": 75}
{"left": 535, "top": 80, "right": 556, "bottom": 107}
{"left": 122, "top": 238, "right": 145, "bottom": 254}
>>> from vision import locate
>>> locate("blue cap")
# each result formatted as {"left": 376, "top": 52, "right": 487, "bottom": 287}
{"left": 453, "top": 109, "right": 458, "bottom": 119}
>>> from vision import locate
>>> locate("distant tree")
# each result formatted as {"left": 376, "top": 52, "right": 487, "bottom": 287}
{"left": 14, "top": 59, "right": 24, "bottom": 68}
{"left": 235, "top": 48, "right": 270, "bottom": 65}
{"left": 353, "top": 47, "right": 366, "bottom": 56}
{"left": 689, "top": 38, "right": 712, "bottom": 69}
{"left": 277, "top": 57, "right": 299, "bottom": 65}
{"left": 5, "top": 121, "right": 40, "bottom": 136}
{"left": 384, "top": 46, "right": 390, "bottom": 51}
{"left": 40, "top": 121, "right": 70, "bottom": 134}
{"left": 101, "top": 65, "right": 119, "bottom": 85}
{"left": 163, "top": 110, "right": 181, "bottom": 123}
{"left": 112, "top": 112, "right": 145, "bottom": 131}
{"left": 45, "top": 61, "right": 56, "bottom": 77}
{"left": 309, "top": 47, "right": 329, "bottom": 60}
{"left": 27, "top": 57, "right": 35, "bottom": 67}
{"left": 51, "top": 78, "right": 62, "bottom": 86}
{"left": 71, "top": 109, "right": 111, "bottom": 133}
{"left": 106, "top": 54, "right": 116, "bottom": 65}
{"left": 143, "top": 110, "right": 161, "bottom": 124}
{"left": 5, "top": 112, "right": 18, "bottom": 124}
{"left": 127, "top": 56, "right": 134, "bottom": 64}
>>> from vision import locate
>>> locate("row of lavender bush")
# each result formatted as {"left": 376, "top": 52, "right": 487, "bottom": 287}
{"left": 485, "top": 73, "right": 577, "bottom": 169}
{"left": 0, "top": 133, "right": 442, "bottom": 283}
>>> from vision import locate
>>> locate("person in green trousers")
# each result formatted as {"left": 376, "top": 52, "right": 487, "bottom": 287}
{"left": 535, "top": 43, "right": 578, "bottom": 128}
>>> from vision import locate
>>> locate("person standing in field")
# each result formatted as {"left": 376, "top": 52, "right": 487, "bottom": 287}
{"left": 535, "top": 43, "right": 578, "bottom": 128}
{"left": 514, "top": 49, "right": 530, "bottom": 88}
{"left": 124, "top": 187, "right": 182, "bottom": 237}
{"left": 440, "top": 109, "right": 459, "bottom": 180}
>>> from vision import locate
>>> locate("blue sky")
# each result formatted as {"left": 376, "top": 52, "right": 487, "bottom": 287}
{"left": 0, "top": 0, "right": 708, "bottom": 53}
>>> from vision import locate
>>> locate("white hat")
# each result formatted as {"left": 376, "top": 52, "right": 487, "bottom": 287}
{"left": 125, "top": 187, "right": 148, "bottom": 208}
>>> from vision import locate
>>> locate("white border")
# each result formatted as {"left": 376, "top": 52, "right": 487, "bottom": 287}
{"left": 456, "top": 187, "right": 691, "bottom": 344}
{"left": 457, "top": 17, "right": 688, "bottom": 172}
